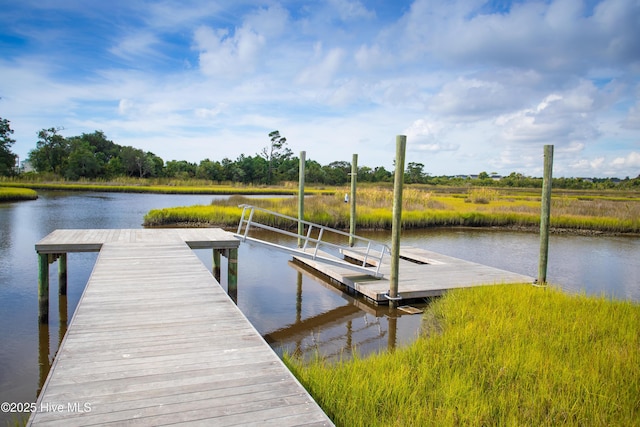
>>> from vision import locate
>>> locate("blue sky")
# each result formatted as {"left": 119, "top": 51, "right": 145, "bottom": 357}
{"left": 1, "top": 0, "right": 639, "bottom": 177}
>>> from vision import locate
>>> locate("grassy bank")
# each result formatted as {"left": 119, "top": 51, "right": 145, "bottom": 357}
{"left": 143, "top": 187, "right": 640, "bottom": 234}
{"left": 0, "top": 179, "right": 334, "bottom": 196}
{"left": 286, "top": 285, "right": 640, "bottom": 426}
{"left": 0, "top": 186, "right": 38, "bottom": 202}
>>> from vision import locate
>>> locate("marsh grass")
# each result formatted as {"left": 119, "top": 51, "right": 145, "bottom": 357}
{"left": 286, "top": 285, "right": 640, "bottom": 426}
{"left": 0, "top": 186, "right": 38, "bottom": 201}
{"left": 0, "top": 180, "right": 332, "bottom": 196}
{"left": 143, "top": 187, "right": 640, "bottom": 233}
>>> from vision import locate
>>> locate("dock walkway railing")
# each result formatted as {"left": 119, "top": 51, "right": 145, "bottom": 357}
{"left": 236, "top": 204, "right": 390, "bottom": 278}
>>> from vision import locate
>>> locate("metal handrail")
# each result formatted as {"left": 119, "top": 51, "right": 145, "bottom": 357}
{"left": 236, "top": 204, "right": 390, "bottom": 277}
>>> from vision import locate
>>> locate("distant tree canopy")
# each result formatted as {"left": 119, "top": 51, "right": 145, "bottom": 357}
{"left": 0, "top": 117, "right": 18, "bottom": 176}
{"left": 16, "top": 126, "right": 640, "bottom": 189}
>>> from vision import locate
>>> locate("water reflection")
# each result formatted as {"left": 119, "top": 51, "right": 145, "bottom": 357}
{"left": 261, "top": 264, "right": 424, "bottom": 362}
{"left": 1, "top": 191, "right": 638, "bottom": 426}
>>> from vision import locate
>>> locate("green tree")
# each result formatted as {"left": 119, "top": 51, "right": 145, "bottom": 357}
{"left": 65, "top": 140, "right": 101, "bottom": 180}
{"left": 0, "top": 117, "right": 17, "bottom": 176}
{"left": 119, "top": 146, "right": 147, "bottom": 177}
{"left": 405, "top": 162, "right": 425, "bottom": 184}
{"left": 28, "top": 127, "right": 70, "bottom": 174}
{"left": 322, "top": 161, "right": 350, "bottom": 185}
{"left": 196, "top": 158, "right": 224, "bottom": 182}
{"left": 262, "top": 130, "right": 291, "bottom": 184}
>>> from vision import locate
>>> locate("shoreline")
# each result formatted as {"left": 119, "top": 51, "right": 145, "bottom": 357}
{"left": 147, "top": 221, "right": 640, "bottom": 238}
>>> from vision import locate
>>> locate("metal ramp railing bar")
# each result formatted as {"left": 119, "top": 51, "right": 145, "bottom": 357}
{"left": 236, "top": 204, "right": 390, "bottom": 278}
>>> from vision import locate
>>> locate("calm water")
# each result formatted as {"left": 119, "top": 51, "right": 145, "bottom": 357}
{"left": 1, "top": 191, "right": 638, "bottom": 424}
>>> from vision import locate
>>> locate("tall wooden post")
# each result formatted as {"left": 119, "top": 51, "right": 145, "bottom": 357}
{"left": 212, "top": 249, "right": 221, "bottom": 282}
{"left": 58, "top": 253, "right": 67, "bottom": 296}
{"left": 228, "top": 248, "right": 238, "bottom": 303}
{"left": 538, "top": 145, "right": 554, "bottom": 285}
{"left": 298, "top": 151, "right": 306, "bottom": 248}
{"left": 38, "top": 253, "right": 49, "bottom": 324}
{"left": 349, "top": 154, "right": 358, "bottom": 247}
{"left": 389, "top": 135, "right": 406, "bottom": 304}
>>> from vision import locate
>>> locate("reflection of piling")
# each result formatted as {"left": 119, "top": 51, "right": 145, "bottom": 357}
{"left": 538, "top": 145, "right": 554, "bottom": 285}
{"left": 387, "top": 310, "right": 398, "bottom": 352}
{"left": 349, "top": 154, "right": 358, "bottom": 247}
{"left": 58, "top": 293, "right": 68, "bottom": 347}
{"left": 389, "top": 136, "right": 406, "bottom": 306}
{"left": 37, "top": 322, "right": 50, "bottom": 394}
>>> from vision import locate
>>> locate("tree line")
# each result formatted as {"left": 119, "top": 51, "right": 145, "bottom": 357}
{"left": 1, "top": 117, "right": 639, "bottom": 189}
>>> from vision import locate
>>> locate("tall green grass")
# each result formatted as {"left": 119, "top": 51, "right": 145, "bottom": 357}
{"left": 286, "top": 285, "right": 640, "bottom": 426}
{"left": 0, "top": 180, "right": 334, "bottom": 195}
{"left": 0, "top": 186, "right": 38, "bottom": 201}
{"left": 143, "top": 188, "right": 640, "bottom": 233}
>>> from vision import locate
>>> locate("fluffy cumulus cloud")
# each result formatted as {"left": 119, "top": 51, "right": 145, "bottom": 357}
{"left": 1, "top": 0, "right": 639, "bottom": 176}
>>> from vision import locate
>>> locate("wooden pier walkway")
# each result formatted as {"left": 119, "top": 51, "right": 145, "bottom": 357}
{"left": 294, "top": 246, "right": 534, "bottom": 303}
{"left": 30, "top": 229, "right": 333, "bottom": 426}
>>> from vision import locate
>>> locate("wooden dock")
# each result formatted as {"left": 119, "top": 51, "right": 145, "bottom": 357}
{"left": 293, "top": 246, "right": 534, "bottom": 303}
{"left": 30, "top": 229, "right": 333, "bottom": 426}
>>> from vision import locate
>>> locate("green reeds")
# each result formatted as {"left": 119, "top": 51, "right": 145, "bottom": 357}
{"left": 0, "top": 186, "right": 38, "bottom": 201}
{"left": 286, "top": 284, "right": 640, "bottom": 426}
{"left": 0, "top": 180, "right": 333, "bottom": 196}
{"left": 143, "top": 188, "right": 640, "bottom": 233}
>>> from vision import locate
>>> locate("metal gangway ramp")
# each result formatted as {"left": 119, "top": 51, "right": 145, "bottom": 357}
{"left": 236, "top": 204, "right": 390, "bottom": 278}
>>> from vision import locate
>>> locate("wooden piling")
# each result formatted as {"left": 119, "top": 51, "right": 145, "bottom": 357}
{"left": 349, "top": 154, "right": 358, "bottom": 247}
{"left": 58, "top": 253, "right": 67, "bottom": 295}
{"left": 228, "top": 247, "right": 238, "bottom": 303}
{"left": 298, "top": 151, "right": 306, "bottom": 248}
{"left": 389, "top": 136, "right": 406, "bottom": 304}
{"left": 538, "top": 144, "right": 554, "bottom": 285}
{"left": 38, "top": 253, "right": 49, "bottom": 324}
{"left": 212, "top": 249, "right": 221, "bottom": 282}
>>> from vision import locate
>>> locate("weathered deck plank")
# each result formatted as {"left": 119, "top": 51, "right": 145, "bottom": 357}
{"left": 295, "top": 246, "right": 534, "bottom": 302}
{"left": 30, "top": 229, "right": 332, "bottom": 426}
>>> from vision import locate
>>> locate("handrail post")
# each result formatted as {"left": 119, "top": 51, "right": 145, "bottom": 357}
{"left": 243, "top": 208, "right": 255, "bottom": 240}
{"left": 303, "top": 224, "right": 314, "bottom": 250}
{"left": 237, "top": 205, "right": 248, "bottom": 235}
{"left": 313, "top": 227, "right": 324, "bottom": 259}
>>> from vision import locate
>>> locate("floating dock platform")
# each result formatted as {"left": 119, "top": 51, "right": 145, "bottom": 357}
{"left": 293, "top": 246, "right": 534, "bottom": 303}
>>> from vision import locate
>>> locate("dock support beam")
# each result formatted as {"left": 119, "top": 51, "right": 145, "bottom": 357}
{"left": 38, "top": 253, "right": 49, "bottom": 324}
{"left": 389, "top": 135, "right": 406, "bottom": 306}
{"left": 538, "top": 144, "right": 554, "bottom": 285}
{"left": 38, "top": 253, "right": 69, "bottom": 324}
{"left": 58, "top": 253, "right": 67, "bottom": 296}
{"left": 298, "top": 151, "right": 306, "bottom": 248}
{"left": 212, "top": 249, "right": 221, "bottom": 282}
{"left": 349, "top": 154, "right": 358, "bottom": 247}
{"left": 228, "top": 248, "right": 238, "bottom": 303}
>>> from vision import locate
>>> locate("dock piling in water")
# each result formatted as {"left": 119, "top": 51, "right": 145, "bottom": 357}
{"left": 389, "top": 135, "right": 407, "bottom": 305}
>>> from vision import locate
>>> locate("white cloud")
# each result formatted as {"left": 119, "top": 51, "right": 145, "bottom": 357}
{"left": 621, "top": 101, "right": 640, "bottom": 129}
{"left": 296, "top": 46, "right": 345, "bottom": 87}
{"left": 2, "top": 0, "right": 639, "bottom": 177}
{"left": 611, "top": 151, "right": 640, "bottom": 169}
{"left": 329, "top": 0, "right": 376, "bottom": 21}
{"left": 194, "top": 25, "right": 265, "bottom": 78}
